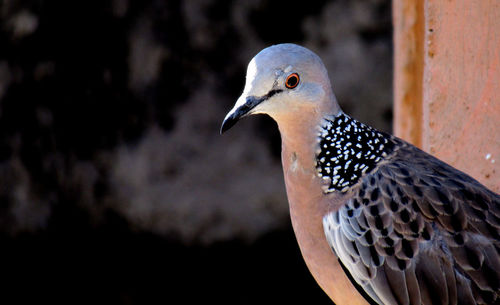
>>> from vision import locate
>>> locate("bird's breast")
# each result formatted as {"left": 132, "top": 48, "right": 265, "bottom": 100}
{"left": 281, "top": 146, "right": 370, "bottom": 305}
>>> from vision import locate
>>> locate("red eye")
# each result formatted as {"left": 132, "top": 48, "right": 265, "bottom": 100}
{"left": 285, "top": 73, "right": 300, "bottom": 89}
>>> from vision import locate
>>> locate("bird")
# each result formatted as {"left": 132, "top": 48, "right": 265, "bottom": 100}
{"left": 220, "top": 43, "right": 500, "bottom": 305}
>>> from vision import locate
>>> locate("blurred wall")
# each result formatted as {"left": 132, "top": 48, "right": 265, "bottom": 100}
{"left": 0, "top": 0, "right": 392, "bottom": 243}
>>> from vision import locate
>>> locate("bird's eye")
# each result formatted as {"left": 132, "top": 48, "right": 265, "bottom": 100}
{"left": 285, "top": 73, "right": 300, "bottom": 89}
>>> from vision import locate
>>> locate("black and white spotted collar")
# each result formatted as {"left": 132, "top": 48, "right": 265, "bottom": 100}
{"left": 316, "top": 113, "right": 396, "bottom": 193}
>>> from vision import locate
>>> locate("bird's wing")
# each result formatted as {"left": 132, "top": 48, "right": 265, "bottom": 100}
{"left": 323, "top": 139, "right": 500, "bottom": 305}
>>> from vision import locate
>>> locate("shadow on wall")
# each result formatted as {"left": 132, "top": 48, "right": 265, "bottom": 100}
{"left": 0, "top": 0, "right": 392, "bottom": 304}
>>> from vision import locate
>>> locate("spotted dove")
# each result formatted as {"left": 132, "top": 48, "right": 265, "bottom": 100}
{"left": 221, "top": 43, "right": 500, "bottom": 305}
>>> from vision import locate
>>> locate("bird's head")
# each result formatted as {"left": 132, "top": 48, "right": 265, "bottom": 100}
{"left": 221, "top": 43, "right": 340, "bottom": 134}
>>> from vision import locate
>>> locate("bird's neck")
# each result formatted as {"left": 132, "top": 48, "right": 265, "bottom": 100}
{"left": 274, "top": 106, "right": 340, "bottom": 214}
{"left": 276, "top": 108, "right": 397, "bottom": 198}
{"left": 275, "top": 95, "right": 342, "bottom": 174}
{"left": 277, "top": 114, "right": 321, "bottom": 173}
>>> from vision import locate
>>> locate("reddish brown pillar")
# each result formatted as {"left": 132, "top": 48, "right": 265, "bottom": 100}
{"left": 393, "top": 0, "right": 500, "bottom": 192}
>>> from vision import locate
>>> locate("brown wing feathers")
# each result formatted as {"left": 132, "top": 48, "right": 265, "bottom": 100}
{"left": 324, "top": 142, "right": 500, "bottom": 305}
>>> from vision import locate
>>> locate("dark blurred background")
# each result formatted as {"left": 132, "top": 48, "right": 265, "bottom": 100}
{"left": 0, "top": 0, "right": 392, "bottom": 304}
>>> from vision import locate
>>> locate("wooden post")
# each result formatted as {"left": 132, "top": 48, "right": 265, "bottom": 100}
{"left": 393, "top": 0, "right": 500, "bottom": 192}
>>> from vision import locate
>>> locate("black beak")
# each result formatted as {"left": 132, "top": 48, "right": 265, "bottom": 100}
{"left": 220, "top": 89, "right": 282, "bottom": 134}
{"left": 220, "top": 95, "right": 264, "bottom": 134}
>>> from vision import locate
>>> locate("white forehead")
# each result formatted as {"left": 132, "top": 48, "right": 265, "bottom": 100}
{"left": 245, "top": 58, "right": 258, "bottom": 87}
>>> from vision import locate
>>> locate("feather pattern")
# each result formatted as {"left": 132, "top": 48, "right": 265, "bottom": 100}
{"left": 323, "top": 135, "right": 500, "bottom": 305}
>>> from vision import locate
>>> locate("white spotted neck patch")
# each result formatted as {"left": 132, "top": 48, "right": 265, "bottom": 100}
{"left": 316, "top": 113, "right": 396, "bottom": 193}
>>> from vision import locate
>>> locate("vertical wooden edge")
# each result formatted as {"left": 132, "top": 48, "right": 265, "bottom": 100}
{"left": 421, "top": 0, "right": 433, "bottom": 153}
{"left": 392, "top": 0, "right": 425, "bottom": 148}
